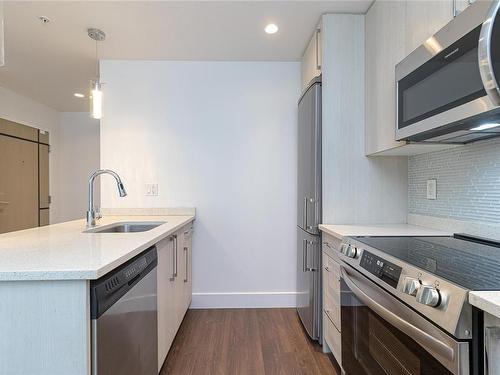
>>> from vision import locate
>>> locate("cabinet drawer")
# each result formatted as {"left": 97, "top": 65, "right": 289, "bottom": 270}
{"left": 324, "top": 255, "right": 341, "bottom": 295}
{"left": 324, "top": 312, "right": 342, "bottom": 366}
{"left": 323, "top": 253, "right": 341, "bottom": 331}
{"left": 322, "top": 233, "right": 342, "bottom": 260}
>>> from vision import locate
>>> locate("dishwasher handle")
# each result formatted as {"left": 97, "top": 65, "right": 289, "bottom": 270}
{"left": 90, "top": 246, "right": 158, "bottom": 319}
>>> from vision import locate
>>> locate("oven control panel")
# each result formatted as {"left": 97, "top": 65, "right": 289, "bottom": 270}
{"left": 360, "top": 251, "right": 402, "bottom": 289}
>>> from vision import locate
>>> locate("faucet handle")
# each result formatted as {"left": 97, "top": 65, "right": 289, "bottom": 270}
{"left": 95, "top": 211, "right": 102, "bottom": 220}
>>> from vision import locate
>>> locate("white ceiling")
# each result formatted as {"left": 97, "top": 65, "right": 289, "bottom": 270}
{"left": 0, "top": 1, "right": 372, "bottom": 112}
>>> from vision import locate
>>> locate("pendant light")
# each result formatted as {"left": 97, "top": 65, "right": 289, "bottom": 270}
{"left": 88, "top": 28, "right": 105, "bottom": 119}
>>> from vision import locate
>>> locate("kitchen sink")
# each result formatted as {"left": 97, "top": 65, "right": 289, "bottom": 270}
{"left": 84, "top": 222, "right": 166, "bottom": 233}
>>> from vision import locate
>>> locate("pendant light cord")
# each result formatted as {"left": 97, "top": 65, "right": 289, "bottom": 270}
{"left": 95, "top": 40, "right": 99, "bottom": 80}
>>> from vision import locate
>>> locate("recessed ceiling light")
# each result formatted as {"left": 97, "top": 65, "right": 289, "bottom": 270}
{"left": 470, "top": 123, "right": 500, "bottom": 131}
{"left": 74, "top": 93, "right": 85, "bottom": 98}
{"left": 265, "top": 23, "right": 279, "bottom": 34}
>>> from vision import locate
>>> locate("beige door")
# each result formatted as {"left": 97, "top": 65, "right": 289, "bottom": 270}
{"left": 39, "top": 209, "right": 50, "bottom": 226}
{"left": 39, "top": 144, "right": 50, "bottom": 209}
{"left": 0, "top": 135, "right": 39, "bottom": 233}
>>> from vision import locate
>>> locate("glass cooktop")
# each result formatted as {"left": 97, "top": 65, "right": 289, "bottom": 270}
{"left": 354, "top": 234, "right": 500, "bottom": 291}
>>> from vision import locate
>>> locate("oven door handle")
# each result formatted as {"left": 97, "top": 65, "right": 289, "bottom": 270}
{"left": 341, "top": 266, "right": 455, "bottom": 363}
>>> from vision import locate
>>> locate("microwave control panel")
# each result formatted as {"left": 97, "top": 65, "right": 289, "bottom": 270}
{"left": 360, "top": 251, "right": 402, "bottom": 289}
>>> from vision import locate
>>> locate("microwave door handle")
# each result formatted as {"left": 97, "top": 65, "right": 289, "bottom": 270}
{"left": 479, "top": 0, "right": 500, "bottom": 107}
{"left": 340, "top": 267, "right": 455, "bottom": 363}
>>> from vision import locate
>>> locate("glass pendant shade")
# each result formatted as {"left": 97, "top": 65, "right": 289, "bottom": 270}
{"left": 90, "top": 80, "right": 102, "bottom": 119}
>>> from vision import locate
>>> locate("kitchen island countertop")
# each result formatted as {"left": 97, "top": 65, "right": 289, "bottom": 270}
{"left": 0, "top": 214, "right": 194, "bottom": 281}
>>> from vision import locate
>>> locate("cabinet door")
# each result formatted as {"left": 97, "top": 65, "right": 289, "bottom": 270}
{"left": 182, "top": 226, "right": 193, "bottom": 311}
{"left": 301, "top": 27, "right": 321, "bottom": 90}
{"left": 0, "top": 135, "right": 38, "bottom": 233}
{"left": 455, "top": 0, "right": 474, "bottom": 15}
{"left": 365, "top": 0, "right": 407, "bottom": 155}
{"left": 173, "top": 233, "right": 185, "bottom": 327}
{"left": 157, "top": 236, "right": 176, "bottom": 372}
{"left": 405, "top": 0, "right": 454, "bottom": 55}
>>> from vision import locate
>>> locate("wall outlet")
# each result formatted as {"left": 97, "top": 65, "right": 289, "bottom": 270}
{"left": 145, "top": 183, "right": 159, "bottom": 196}
{"left": 426, "top": 179, "right": 437, "bottom": 200}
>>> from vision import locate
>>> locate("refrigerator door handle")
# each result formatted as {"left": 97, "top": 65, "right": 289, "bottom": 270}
{"left": 308, "top": 241, "right": 318, "bottom": 272}
{"left": 302, "top": 239, "right": 308, "bottom": 272}
{"left": 307, "top": 197, "right": 316, "bottom": 231}
{"left": 303, "top": 197, "right": 308, "bottom": 229}
{"left": 303, "top": 240, "right": 317, "bottom": 272}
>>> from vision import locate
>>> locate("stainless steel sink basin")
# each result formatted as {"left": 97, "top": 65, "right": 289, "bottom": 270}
{"left": 85, "top": 222, "right": 166, "bottom": 233}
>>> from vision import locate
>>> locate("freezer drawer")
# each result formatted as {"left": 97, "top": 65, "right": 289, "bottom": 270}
{"left": 297, "top": 227, "right": 321, "bottom": 340}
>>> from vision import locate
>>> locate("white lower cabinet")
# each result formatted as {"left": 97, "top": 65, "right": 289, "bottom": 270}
{"left": 157, "top": 224, "right": 193, "bottom": 372}
{"left": 182, "top": 227, "right": 193, "bottom": 312}
{"left": 322, "top": 249, "right": 342, "bottom": 366}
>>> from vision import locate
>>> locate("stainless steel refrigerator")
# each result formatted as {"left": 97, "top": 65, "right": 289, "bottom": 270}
{"left": 297, "top": 77, "right": 321, "bottom": 341}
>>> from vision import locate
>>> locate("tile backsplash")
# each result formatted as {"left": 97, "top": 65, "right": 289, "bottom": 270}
{"left": 408, "top": 138, "right": 500, "bottom": 225}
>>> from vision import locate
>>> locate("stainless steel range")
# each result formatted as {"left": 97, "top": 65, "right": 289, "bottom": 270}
{"left": 338, "top": 234, "right": 500, "bottom": 375}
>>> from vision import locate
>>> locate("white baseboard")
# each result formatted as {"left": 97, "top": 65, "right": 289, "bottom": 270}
{"left": 191, "top": 291, "right": 299, "bottom": 309}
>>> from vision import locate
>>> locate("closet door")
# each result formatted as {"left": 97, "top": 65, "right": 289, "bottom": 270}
{"left": 0, "top": 135, "right": 38, "bottom": 233}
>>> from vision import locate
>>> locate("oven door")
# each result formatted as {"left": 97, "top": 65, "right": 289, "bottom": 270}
{"left": 340, "top": 265, "right": 470, "bottom": 375}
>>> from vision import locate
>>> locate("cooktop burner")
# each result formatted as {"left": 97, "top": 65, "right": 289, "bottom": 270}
{"left": 354, "top": 234, "right": 500, "bottom": 291}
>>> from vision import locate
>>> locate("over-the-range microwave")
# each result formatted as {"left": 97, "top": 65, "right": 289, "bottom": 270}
{"left": 395, "top": 0, "right": 500, "bottom": 144}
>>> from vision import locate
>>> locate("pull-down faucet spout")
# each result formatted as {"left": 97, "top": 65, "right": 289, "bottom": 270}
{"left": 87, "top": 169, "right": 127, "bottom": 227}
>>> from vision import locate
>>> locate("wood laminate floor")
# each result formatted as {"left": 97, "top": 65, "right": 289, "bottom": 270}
{"left": 161, "top": 308, "right": 340, "bottom": 375}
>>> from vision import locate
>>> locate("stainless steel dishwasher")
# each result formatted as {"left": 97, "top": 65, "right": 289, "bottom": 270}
{"left": 90, "top": 246, "right": 158, "bottom": 375}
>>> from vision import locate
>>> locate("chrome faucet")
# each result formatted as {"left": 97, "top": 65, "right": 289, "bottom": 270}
{"left": 87, "top": 169, "right": 127, "bottom": 227}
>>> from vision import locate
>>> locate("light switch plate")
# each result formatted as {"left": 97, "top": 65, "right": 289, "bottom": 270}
{"left": 426, "top": 179, "right": 437, "bottom": 200}
{"left": 145, "top": 183, "right": 159, "bottom": 196}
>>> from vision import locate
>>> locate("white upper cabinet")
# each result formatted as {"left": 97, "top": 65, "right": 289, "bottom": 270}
{"left": 365, "top": 0, "right": 467, "bottom": 156}
{"left": 365, "top": 0, "right": 407, "bottom": 155}
{"left": 405, "top": 0, "right": 475, "bottom": 54}
{"left": 405, "top": 0, "right": 454, "bottom": 55}
{"left": 301, "top": 24, "right": 322, "bottom": 90}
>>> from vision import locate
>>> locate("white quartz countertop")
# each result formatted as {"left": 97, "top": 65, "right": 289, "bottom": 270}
{"left": 319, "top": 223, "right": 449, "bottom": 240}
{"left": 0, "top": 215, "right": 194, "bottom": 281}
{"left": 469, "top": 292, "right": 500, "bottom": 319}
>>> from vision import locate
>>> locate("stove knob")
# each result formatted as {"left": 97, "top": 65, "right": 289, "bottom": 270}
{"left": 340, "top": 243, "right": 348, "bottom": 255}
{"left": 402, "top": 277, "right": 420, "bottom": 296}
{"left": 345, "top": 245, "right": 357, "bottom": 258}
{"left": 416, "top": 285, "right": 441, "bottom": 307}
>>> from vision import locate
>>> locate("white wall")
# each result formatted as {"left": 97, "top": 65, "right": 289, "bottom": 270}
{"left": 100, "top": 60, "right": 300, "bottom": 308}
{"left": 321, "top": 14, "right": 408, "bottom": 224}
{"left": 0, "top": 88, "right": 101, "bottom": 224}
{"left": 0, "top": 87, "right": 62, "bottom": 223}
{"left": 58, "top": 113, "right": 100, "bottom": 221}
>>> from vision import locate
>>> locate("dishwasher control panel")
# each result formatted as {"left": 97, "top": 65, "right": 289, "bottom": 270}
{"left": 125, "top": 257, "right": 148, "bottom": 280}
